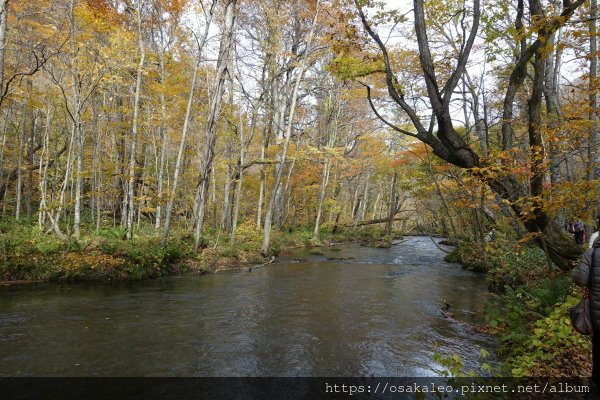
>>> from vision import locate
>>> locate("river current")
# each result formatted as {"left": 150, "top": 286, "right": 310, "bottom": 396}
{"left": 0, "top": 236, "right": 495, "bottom": 376}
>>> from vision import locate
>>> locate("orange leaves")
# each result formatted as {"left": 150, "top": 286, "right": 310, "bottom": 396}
{"left": 390, "top": 142, "right": 429, "bottom": 167}
{"left": 511, "top": 195, "right": 545, "bottom": 221}
{"left": 390, "top": 158, "right": 409, "bottom": 167}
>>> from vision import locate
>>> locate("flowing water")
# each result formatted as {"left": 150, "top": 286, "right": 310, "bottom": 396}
{"left": 0, "top": 236, "right": 495, "bottom": 376}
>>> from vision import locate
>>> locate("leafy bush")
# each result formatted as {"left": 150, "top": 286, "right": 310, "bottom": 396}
{"left": 98, "top": 239, "right": 120, "bottom": 255}
{"left": 33, "top": 237, "right": 64, "bottom": 255}
{"left": 448, "top": 237, "right": 552, "bottom": 289}
{"left": 218, "top": 245, "right": 242, "bottom": 259}
{"left": 234, "top": 220, "right": 262, "bottom": 244}
{"left": 96, "top": 227, "right": 127, "bottom": 240}
{"left": 433, "top": 348, "right": 495, "bottom": 377}
{"left": 503, "top": 294, "right": 591, "bottom": 376}
{"left": 486, "top": 277, "right": 571, "bottom": 342}
{"left": 486, "top": 239, "right": 549, "bottom": 290}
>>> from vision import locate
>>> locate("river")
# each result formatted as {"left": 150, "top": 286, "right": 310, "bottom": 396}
{"left": 0, "top": 236, "right": 495, "bottom": 376}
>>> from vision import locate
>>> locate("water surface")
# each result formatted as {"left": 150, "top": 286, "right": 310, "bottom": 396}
{"left": 0, "top": 236, "right": 494, "bottom": 376}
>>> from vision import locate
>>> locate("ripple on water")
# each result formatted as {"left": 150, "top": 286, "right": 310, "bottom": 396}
{"left": 0, "top": 236, "right": 496, "bottom": 376}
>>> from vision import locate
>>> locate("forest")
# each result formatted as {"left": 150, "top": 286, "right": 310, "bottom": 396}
{"left": 0, "top": 0, "right": 599, "bottom": 378}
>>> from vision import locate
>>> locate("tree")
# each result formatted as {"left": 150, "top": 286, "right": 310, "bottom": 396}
{"left": 125, "top": 0, "right": 146, "bottom": 239}
{"left": 261, "top": 0, "right": 321, "bottom": 255}
{"left": 193, "top": 0, "right": 237, "bottom": 251}
{"left": 161, "top": 0, "right": 216, "bottom": 246}
{"left": 349, "top": 0, "right": 585, "bottom": 270}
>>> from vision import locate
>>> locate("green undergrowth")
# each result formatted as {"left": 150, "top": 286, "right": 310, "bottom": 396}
{"left": 0, "top": 222, "right": 201, "bottom": 282}
{"left": 0, "top": 220, "right": 401, "bottom": 283}
{"left": 448, "top": 235, "right": 590, "bottom": 377}
{"left": 499, "top": 292, "right": 591, "bottom": 377}
{"left": 445, "top": 237, "right": 551, "bottom": 287}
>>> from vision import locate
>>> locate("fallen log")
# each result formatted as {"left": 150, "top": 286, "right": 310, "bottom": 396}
{"left": 340, "top": 210, "right": 416, "bottom": 228}
{"left": 248, "top": 255, "right": 275, "bottom": 272}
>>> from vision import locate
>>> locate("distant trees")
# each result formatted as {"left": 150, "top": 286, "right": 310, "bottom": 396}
{"left": 0, "top": 0, "right": 597, "bottom": 268}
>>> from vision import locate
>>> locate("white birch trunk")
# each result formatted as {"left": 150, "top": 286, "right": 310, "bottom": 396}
{"left": 230, "top": 111, "right": 245, "bottom": 243}
{"left": 0, "top": 0, "right": 8, "bottom": 100}
{"left": 15, "top": 116, "right": 23, "bottom": 220}
{"left": 155, "top": 50, "right": 168, "bottom": 230}
{"left": 193, "top": 0, "right": 237, "bottom": 251}
{"left": 312, "top": 158, "right": 330, "bottom": 239}
{"left": 126, "top": 0, "right": 146, "bottom": 239}
{"left": 38, "top": 107, "right": 51, "bottom": 229}
{"left": 161, "top": 64, "right": 199, "bottom": 245}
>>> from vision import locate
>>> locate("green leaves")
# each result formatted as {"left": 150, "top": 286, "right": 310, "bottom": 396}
{"left": 498, "top": 292, "right": 592, "bottom": 376}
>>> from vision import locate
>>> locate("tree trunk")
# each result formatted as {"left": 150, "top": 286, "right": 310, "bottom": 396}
{"left": 15, "top": 113, "right": 23, "bottom": 220}
{"left": 256, "top": 141, "right": 266, "bottom": 227}
{"left": 312, "top": 158, "right": 330, "bottom": 240}
{"left": 193, "top": 0, "right": 237, "bottom": 251}
{"left": 220, "top": 166, "right": 232, "bottom": 230}
{"left": 26, "top": 108, "right": 35, "bottom": 220}
{"left": 357, "top": 175, "right": 370, "bottom": 225}
{"left": 161, "top": 1, "right": 214, "bottom": 245}
{"left": 161, "top": 62, "right": 199, "bottom": 246}
{"left": 278, "top": 136, "right": 298, "bottom": 228}
{"left": 230, "top": 112, "right": 245, "bottom": 243}
{"left": 0, "top": 0, "right": 8, "bottom": 102}
{"left": 590, "top": 0, "right": 600, "bottom": 181}
{"left": 126, "top": 0, "right": 146, "bottom": 240}
{"left": 386, "top": 173, "right": 396, "bottom": 236}
{"left": 155, "top": 49, "right": 168, "bottom": 230}
{"left": 544, "top": 31, "right": 563, "bottom": 187}
{"left": 356, "top": 0, "right": 585, "bottom": 270}
{"left": 73, "top": 100, "right": 82, "bottom": 238}
{"left": 38, "top": 107, "right": 51, "bottom": 229}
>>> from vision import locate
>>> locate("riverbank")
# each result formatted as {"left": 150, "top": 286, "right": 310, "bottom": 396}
{"left": 0, "top": 221, "right": 402, "bottom": 285}
{"left": 446, "top": 236, "right": 591, "bottom": 377}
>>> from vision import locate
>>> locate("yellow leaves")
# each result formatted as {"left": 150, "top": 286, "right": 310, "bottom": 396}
{"left": 327, "top": 53, "right": 385, "bottom": 81}
{"left": 518, "top": 231, "right": 544, "bottom": 244}
{"left": 469, "top": 165, "right": 504, "bottom": 180}
{"left": 299, "top": 144, "right": 337, "bottom": 159}
{"left": 543, "top": 180, "right": 600, "bottom": 222}
{"left": 63, "top": 252, "right": 124, "bottom": 271}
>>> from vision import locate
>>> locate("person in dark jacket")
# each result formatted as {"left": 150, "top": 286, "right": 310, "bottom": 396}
{"left": 574, "top": 235, "right": 600, "bottom": 385}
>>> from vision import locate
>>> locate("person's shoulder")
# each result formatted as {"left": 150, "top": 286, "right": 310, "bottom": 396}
{"left": 581, "top": 248, "right": 596, "bottom": 262}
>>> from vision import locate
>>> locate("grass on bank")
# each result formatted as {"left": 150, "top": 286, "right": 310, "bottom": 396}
{"left": 0, "top": 219, "right": 400, "bottom": 283}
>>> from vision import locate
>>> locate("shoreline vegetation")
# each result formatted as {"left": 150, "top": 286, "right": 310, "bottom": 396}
{"left": 0, "top": 221, "right": 407, "bottom": 285}
{"left": 446, "top": 237, "right": 591, "bottom": 377}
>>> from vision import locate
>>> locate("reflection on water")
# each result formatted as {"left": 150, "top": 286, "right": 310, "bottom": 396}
{"left": 0, "top": 236, "right": 495, "bottom": 376}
